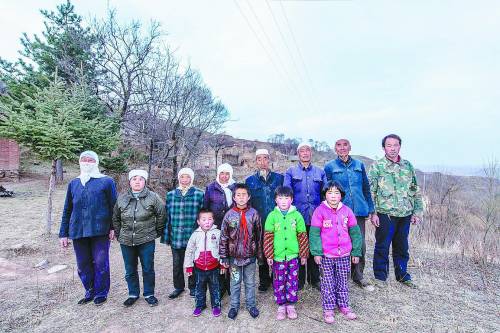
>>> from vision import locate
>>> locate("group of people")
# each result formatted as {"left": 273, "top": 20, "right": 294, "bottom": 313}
{"left": 59, "top": 133, "right": 423, "bottom": 324}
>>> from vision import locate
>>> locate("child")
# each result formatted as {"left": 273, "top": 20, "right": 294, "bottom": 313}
{"left": 161, "top": 168, "right": 204, "bottom": 299}
{"left": 184, "top": 209, "right": 225, "bottom": 317}
{"left": 263, "top": 186, "right": 309, "bottom": 320}
{"left": 219, "top": 183, "right": 263, "bottom": 320}
{"left": 310, "top": 181, "right": 362, "bottom": 324}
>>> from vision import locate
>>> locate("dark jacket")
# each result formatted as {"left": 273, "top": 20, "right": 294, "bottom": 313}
{"left": 59, "top": 177, "right": 117, "bottom": 239}
{"left": 112, "top": 188, "right": 166, "bottom": 246}
{"left": 245, "top": 171, "right": 284, "bottom": 223}
{"left": 219, "top": 207, "right": 264, "bottom": 266}
{"left": 324, "top": 157, "right": 374, "bottom": 217}
{"left": 203, "top": 181, "right": 235, "bottom": 228}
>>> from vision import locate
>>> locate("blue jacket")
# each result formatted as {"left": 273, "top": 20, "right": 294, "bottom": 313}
{"left": 59, "top": 177, "right": 117, "bottom": 239}
{"left": 245, "top": 171, "right": 284, "bottom": 222}
{"left": 324, "top": 157, "right": 374, "bottom": 217}
{"left": 284, "top": 163, "right": 327, "bottom": 225}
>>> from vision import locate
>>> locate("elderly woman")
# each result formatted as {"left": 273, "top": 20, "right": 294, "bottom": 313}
{"left": 112, "top": 169, "right": 166, "bottom": 307}
{"left": 59, "top": 151, "right": 117, "bottom": 306}
{"left": 203, "top": 163, "right": 236, "bottom": 228}
{"left": 203, "top": 163, "right": 235, "bottom": 296}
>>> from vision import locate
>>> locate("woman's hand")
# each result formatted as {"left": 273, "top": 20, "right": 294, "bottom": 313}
{"left": 267, "top": 258, "right": 273, "bottom": 266}
{"left": 60, "top": 237, "right": 69, "bottom": 248}
{"left": 314, "top": 256, "right": 322, "bottom": 265}
{"left": 108, "top": 229, "right": 115, "bottom": 240}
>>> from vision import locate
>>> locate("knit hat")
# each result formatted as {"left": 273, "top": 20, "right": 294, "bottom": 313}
{"left": 255, "top": 148, "right": 269, "bottom": 156}
{"left": 128, "top": 169, "right": 148, "bottom": 181}
{"left": 178, "top": 167, "right": 195, "bottom": 186}
{"left": 297, "top": 142, "right": 312, "bottom": 151}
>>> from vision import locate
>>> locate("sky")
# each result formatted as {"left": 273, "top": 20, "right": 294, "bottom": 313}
{"left": 1, "top": 0, "right": 499, "bottom": 174}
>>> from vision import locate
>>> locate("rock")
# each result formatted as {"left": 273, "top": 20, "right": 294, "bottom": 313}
{"left": 47, "top": 264, "right": 67, "bottom": 274}
{"left": 34, "top": 259, "right": 49, "bottom": 269}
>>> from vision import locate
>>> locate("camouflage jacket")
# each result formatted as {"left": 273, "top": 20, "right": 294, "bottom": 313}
{"left": 368, "top": 156, "right": 423, "bottom": 218}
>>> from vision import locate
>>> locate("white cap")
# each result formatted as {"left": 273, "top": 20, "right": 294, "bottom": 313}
{"left": 178, "top": 167, "right": 195, "bottom": 181}
{"left": 297, "top": 142, "right": 312, "bottom": 151}
{"left": 255, "top": 148, "right": 269, "bottom": 156}
{"left": 128, "top": 169, "right": 148, "bottom": 181}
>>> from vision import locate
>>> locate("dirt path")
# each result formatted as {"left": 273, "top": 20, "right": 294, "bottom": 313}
{"left": 0, "top": 178, "right": 499, "bottom": 333}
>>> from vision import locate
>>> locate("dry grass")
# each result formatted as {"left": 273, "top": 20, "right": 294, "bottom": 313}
{"left": 0, "top": 173, "right": 499, "bottom": 333}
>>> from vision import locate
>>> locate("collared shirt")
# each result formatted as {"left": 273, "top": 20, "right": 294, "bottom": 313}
{"left": 284, "top": 163, "right": 328, "bottom": 225}
{"left": 368, "top": 156, "right": 424, "bottom": 218}
{"left": 324, "top": 156, "right": 374, "bottom": 217}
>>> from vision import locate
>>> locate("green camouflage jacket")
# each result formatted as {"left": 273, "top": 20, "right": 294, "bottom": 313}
{"left": 368, "top": 156, "right": 423, "bottom": 218}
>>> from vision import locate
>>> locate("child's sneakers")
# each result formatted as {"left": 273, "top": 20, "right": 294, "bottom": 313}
{"left": 192, "top": 307, "right": 203, "bottom": 317}
{"left": 339, "top": 307, "right": 357, "bottom": 320}
{"left": 323, "top": 310, "right": 335, "bottom": 324}
{"left": 276, "top": 305, "right": 286, "bottom": 320}
{"left": 286, "top": 305, "right": 297, "bottom": 319}
{"left": 248, "top": 307, "right": 259, "bottom": 318}
{"left": 212, "top": 307, "right": 221, "bottom": 317}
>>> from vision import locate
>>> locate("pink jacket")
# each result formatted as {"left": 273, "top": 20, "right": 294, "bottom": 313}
{"left": 310, "top": 201, "right": 357, "bottom": 258}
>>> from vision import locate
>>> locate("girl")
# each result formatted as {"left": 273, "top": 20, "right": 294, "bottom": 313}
{"left": 309, "top": 181, "right": 362, "bottom": 324}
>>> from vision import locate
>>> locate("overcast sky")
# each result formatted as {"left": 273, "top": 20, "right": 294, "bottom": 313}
{"left": 1, "top": 0, "right": 499, "bottom": 173}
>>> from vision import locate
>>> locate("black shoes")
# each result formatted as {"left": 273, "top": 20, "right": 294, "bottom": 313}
{"left": 228, "top": 308, "right": 238, "bottom": 320}
{"left": 123, "top": 297, "right": 138, "bottom": 307}
{"left": 248, "top": 307, "right": 259, "bottom": 318}
{"left": 77, "top": 297, "right": 93, "bottom": 305}
{"left": 93, "top": 297, "right": 107, "bottom": 306}
{"left": 168, "top": 289, "right": 184, "bottom": 299}
{"left": 145, "top": 295, "right": 159, "bottom": 306}
{"left": 311, "top": 282, "right": 321, "bottom": 291}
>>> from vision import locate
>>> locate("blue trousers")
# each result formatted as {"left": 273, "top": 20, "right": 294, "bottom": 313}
{"left": 120, "top": 240, "right": 156, "bottom": 297}
{"left": 195, "top": 267, "right": 221, "bottom": 309}
{"left": 373, "top": 214, "right": 412, "bottom": 282}
{"left": 73, "top": 235, "right": 110, "bottom": 299}
{"left": 230, "top": 261, "right": 256, "bottom": 310}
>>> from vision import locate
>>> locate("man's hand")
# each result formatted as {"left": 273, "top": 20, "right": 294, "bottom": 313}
{"left": 351, "top": 256, "right": 360, "bottom": 264}
{"left": 314, "top": 256, "right": 322, "bottom": 265}
{"left": 371, "top": 214, "right": 380, "bottom": 227}
{"left": 220, "top": 268, "right": 226, "bottom": 275}
{"left": 267, "top": 258, "right": 273, "bottom": 267}
{"left": 109, "top": 229, "right": 115, "bottom": 240}
{"left": 411, "top": 215, "right": 421, "bottom": 225}
{"left": 60, "top": 237, "right": 69, "bottom": 248}
{"left": 300, "top": 257, "right": 307, "bottom": 265}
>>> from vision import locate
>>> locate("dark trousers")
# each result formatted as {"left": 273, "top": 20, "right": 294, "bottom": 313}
{"left": 171, "top": 247, "right": 195, "bottom": 291}
{"left": 299, "top": 225, "right": 320, "bottom": 287}
{"left": 258, "top": 255, "right": 272, "bottom": 288}
{"left": 351, "top": 216, "right": 367, "bottom": 282}
{"left": 73, "top": 235, "right": 110, "bottom": 299}
{"left": 195, "top": 267, "right": 221, "bottom": 309}
{"left": 373, "top": 214, "right": 412, "bottom": 282}
{"left": 120, "top": 240, "right": 155, "bottom": 297}
{"left": 220, "top": 270, "right": 231, "bottom": 295}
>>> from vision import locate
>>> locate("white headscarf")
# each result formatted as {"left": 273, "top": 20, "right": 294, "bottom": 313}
{"left": 128, "top": 169, "right": 148, "bottom": 181}
{"left": 78, "top": 150, "right": 105, "bottom": 186}
{"left": 177, "top": 167, "right": 195, "bottom": 193}
{"left": 216, "top": 163, "right": 235, "bottom": 206}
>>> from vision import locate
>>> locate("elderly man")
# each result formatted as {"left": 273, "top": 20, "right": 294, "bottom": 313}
{"left": 246, "top": 149, "right": 284, "bottom": 292}
{"left": 324, "top": 139, "right": 375, "bottom": 291}
{"left": 284, "top": 143, "right": 327, "bottom": 290}
{"left": 368, "top": 134, "right": 423, "bottom": 289}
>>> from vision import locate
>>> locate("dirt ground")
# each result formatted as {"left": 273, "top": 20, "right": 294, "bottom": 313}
{"left": 0, "top": 174, "right": 499, "bottom": 333}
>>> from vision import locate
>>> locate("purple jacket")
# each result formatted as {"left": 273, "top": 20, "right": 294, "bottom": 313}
{"left": 203, "top": 181, "right": 235, "bottom": 228}
{"left": 284, "top": 163, "right": 328, "bottom": 225}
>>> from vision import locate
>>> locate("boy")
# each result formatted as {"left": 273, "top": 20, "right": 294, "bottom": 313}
{"left": 264, "top": 186, "right": 309, "bottom": 320}
{"left": 184, "top": 209, "right": 225, "bottom": 317}
{"left": 161, "top": 168, "right": 204, "bottom": 299}
{"left": 219, "top": 183, "right": 263, "bottom": 320}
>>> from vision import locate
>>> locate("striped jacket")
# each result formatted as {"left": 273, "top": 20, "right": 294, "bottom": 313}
{"left": 161, "top": 187, "right": 204, "bottom": 249}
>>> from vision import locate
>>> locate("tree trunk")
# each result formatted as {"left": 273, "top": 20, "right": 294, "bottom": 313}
{"left": 46, "top": 160, "right": 57, "bottom": 234}
{"left": 172, "top": 141, "right": 179, "bottom": 190}
{"left": 147, "top": 138, "right": 153, "bottom": 185}
{"left": 214, "top": 150, "right": 219, "bottom": 178}
{"left": 55, "top": 159, "right": 64, "bottom": 183}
